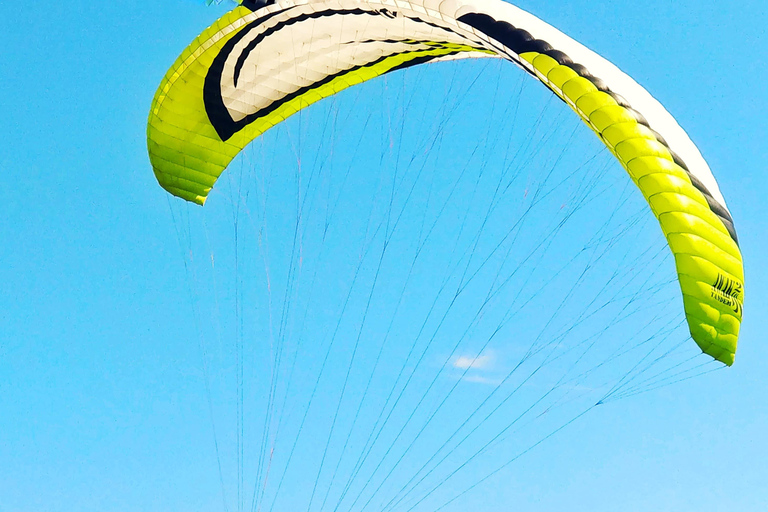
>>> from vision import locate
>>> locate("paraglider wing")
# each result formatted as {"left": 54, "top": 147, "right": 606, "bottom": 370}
{"left": 147, "top": 0, "right": 743, "bottom": 364}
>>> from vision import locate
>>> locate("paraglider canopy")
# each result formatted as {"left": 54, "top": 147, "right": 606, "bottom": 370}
{"left": 147, "top": 0, "right": 743, "bottom": 364}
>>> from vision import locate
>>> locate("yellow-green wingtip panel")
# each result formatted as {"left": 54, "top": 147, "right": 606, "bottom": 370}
{"left": 147, "top": 7, "right": 252, "bottom": 206}
{"left": 521, "top": 51, "right": 743, "bottom": 365}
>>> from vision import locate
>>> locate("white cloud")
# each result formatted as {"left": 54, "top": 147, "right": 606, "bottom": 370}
{"left": 453, "top": 353, "right": 493, "bottom": 370}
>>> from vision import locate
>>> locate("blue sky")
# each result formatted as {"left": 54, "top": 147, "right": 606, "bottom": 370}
{"left": 1, "top": 1, "right": 766, "bottom": 511}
